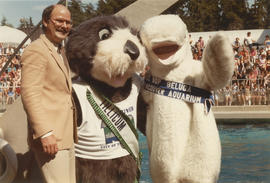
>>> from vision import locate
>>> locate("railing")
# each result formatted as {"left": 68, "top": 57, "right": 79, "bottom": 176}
{"left": 0, "top": 79, "right": 269, "bottom": 114}
{"left": 214, "top": 79, "right": 270, "bottom": 106}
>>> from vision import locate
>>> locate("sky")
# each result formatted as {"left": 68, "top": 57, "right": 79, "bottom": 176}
{"left": 0, "top": 0, "right": 99, "bottom": 28}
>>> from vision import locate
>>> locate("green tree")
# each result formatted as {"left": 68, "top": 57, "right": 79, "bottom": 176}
{"left": 220, "top": 0, "right": 248, "bottom": 30}
{"left": 18, "top": 17, "right": 35, "bottom": 36}
{"left": 247, "top": 0, "right": 267, "bottom": 29}
{"left": 96, "top": 0, "right": 117, "bottom": 15}
{"left": 18, "top": 17, "right": 34, "bottom": 29}
{"left": 1, "top": 16, "right": 13, "bottom": 27}
{"left": 197, "top": 0, "right": 220, "bottom": 31}
{"left": 167, "top": 0, "right": 220, "bottom": 32}
{"left": 84, "top": 3, "right": 97, "bottom": 20}
{"left": 96, "top": 0, "right": 136, "bottom": 15}
{"left": 262, "top": 0, "right": 270, "bottom": 28}
{"left": 68, "top": 0, "right": 87, "bottom": 27}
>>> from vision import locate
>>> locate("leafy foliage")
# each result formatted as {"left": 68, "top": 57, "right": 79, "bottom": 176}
{"left": 166, "top": 0, "right": 270, "bottom": 32}
{"left": 1, "top": 16, "right": 13, "bottom": 27}
{"left": 67, "top": 0, "right": 136, "bottom": 27}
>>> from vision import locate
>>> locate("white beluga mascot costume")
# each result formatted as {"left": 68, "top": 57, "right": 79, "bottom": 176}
{"left": 140, "top": 15, "right": 234, "bottom": 183}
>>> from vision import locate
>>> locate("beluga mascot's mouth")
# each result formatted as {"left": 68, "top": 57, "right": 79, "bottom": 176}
{"left": 152, "top": 41, "right": 180, "bottom": 60}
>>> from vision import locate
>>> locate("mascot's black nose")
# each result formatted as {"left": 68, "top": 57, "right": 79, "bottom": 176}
{"left": 124, "top": 40, "right": 140, "bottom": 60}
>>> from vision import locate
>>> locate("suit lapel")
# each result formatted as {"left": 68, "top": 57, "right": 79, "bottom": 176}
{"left": 40, "top": 34, "right": 72, "bottom": 91}
{"left": 61, "top": 48, "right": 72, "bottom": 91}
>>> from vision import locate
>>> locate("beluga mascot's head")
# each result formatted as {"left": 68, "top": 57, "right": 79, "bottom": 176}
{"left": 140, "top": 14, "right": 192, "bottom": 73}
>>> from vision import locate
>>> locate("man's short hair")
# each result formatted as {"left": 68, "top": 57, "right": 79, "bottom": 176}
{"left": 42, "top": 5, "right": 55, "bottom": 32}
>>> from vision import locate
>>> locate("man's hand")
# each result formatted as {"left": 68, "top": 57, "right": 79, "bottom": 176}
{"left": 40, "top": 134, "right": 58, "bottom": 156}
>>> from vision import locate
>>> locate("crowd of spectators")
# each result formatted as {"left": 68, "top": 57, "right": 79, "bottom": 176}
{"left": 190, "top": 32, "right": 270, "bottom": 106}
{"left": 0, "top": 43, "right": 22, "bottom": 108}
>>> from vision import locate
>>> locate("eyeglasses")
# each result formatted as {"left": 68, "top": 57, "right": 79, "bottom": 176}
{"left": 50, "top": 18, "right": 72, "bottom": 27}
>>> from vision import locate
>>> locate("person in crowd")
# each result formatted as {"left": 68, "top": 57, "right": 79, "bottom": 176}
{"left": 231, "top": 72, "right": 238, "bottom": 84}
{"left": 193, "top": 41, "right": 202, "bottom": 60}
{"left": 266, "top": 49, "right": 270, "bottom": 61}
{"left": 264, "top": 69, "right": 270, "bottom": 86}
{"left": 197, "top": 36, "right": 205, "bottom": 52}
{"left": 257, "top": 69, "right": 266, "bottom": 86}
{"left": 239, "top": 84, "right": 245, "bottom": 105}
{"left": 231, "top": 82, "right": 239, "bottom": 105}
{"left": 238, "top": 71, "right": 248, "bottom": 86}
{"left": 258, "top": 84, "right": 267, "bottom": 105}
{"left": 236, "top": 83, "right": 242, "bottom": 105}
{"left": 235, "top": 48, "right": 243, "bottom": 60}
{"left": 251, "top": 84, "right": 259, "bottom": 105}
{"left": 4, "top": 47, "right": 9, "bottom": 55}
{"left": 15, "top": 82, "right": 21, "bottom": 99}
{"left": 250, "top": 47, "right": 257, "bottom": 64}
{"left": 20, "top": 4, "right": 76, "bottom": 183}
{"left": 244, "top": 32, "right": 258, "bottom": 51}
{"left": 245, "top": 84, "right": 252, "bottom": 106}
{"left": 0, "top": 43, "right": 2, "bottom": 55}
{"left": 224, "top": 85, "right": 232, "bottom": 106}
{"left": 258, "top": 47, "right": 266, "bottom": 56}
{"left": 0, "top": 80, "right": 3, "bottom": 103}
{"left": 248, "top": 65, "right": 258, "bottom": 86}
{"left": 6, "top": 84, "right": 15, "bottom": 104}
{"left": 264, "top": 35, "right": 270, "bottom": 46}
{"left": 214, "top": 89, "right": 221, "bottom": 106}
{"left": 266, "top": 84, "right": 270, "bottom": 105}
{"left": 259, "top": 53, "right": 267, "bottom": 70}
{"left": 242, "top": 47, "right": 250, "bottom": 63}
{"left": 233, "top": 37, "right": 241, "bottom": 53}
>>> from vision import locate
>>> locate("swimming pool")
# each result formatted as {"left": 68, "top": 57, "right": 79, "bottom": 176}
{"left": 139, "top": 124, "right": 270, "bottom": 183}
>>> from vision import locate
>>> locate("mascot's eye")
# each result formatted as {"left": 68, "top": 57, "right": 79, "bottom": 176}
{"left": 98, "top": 28, "right": 111, "bottom": 40}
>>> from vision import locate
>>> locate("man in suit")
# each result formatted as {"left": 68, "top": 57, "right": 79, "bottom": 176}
{"left": 21, "top": 4, "right": 75, "bottom": 183}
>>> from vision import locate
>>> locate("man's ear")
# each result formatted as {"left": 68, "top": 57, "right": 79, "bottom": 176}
{"left": 42, "top": 20, "right": 48, "bottom": 28}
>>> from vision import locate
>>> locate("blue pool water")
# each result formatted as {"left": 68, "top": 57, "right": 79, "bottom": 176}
{"left": 139, "top": 124, "right": 270, "bottom": 183}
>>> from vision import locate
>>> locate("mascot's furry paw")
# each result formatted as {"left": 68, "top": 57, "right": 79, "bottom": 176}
{"left": 202, "top": 32, "right": 234, "bottom": 90}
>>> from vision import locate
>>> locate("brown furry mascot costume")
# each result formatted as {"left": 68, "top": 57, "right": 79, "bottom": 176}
{"left": 65, "top": 15, "right": 147, "bottom": 183}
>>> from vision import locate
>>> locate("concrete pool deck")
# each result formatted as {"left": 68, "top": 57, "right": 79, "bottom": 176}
{"left": 213, "top": 105, "right": 270, "bottom": 124}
